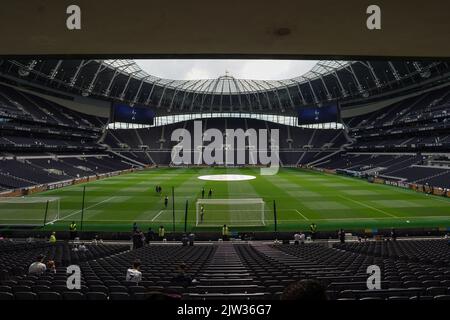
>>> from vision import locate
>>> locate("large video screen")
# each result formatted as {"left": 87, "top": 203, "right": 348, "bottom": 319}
{"left": 297, "top": 103, "right": 340, "bottom": 125}
{"left": 111, "top": 103, "right": 155, "bottom": 125}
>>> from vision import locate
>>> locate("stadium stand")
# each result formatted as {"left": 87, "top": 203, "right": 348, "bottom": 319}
{"left": 1, "top": 240, "right": 449, "bottom": 301}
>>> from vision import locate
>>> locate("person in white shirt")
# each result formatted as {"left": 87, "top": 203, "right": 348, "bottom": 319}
{"left": 299, "top": 233, "right": 306, "bottom": 244}
{"left": 294, "top": 233, "right": 301, "bottom": 245}
{"left": 126, "top": 260, "right": 142, "bottom": 284}
{"left": 28, "top": 254, "right": 47, "bottom": 275}
{"left": 78, "top": 243, "right": 87, "bottom": 252}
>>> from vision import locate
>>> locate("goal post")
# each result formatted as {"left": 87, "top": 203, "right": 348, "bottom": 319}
{"left": 0, "top": 197, "right": 60, "bottom": 227}
{"left": 196, "top": 198, "right": 265, "bottom": 227}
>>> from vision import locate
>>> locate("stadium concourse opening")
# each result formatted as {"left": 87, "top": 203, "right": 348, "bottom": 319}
{"left": 0, "top": 58, "right": 450, "bottom": 304}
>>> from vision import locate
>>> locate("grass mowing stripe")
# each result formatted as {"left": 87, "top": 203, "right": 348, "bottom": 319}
{"left": 338, "top": 194, "right": 397, "bottom": 218}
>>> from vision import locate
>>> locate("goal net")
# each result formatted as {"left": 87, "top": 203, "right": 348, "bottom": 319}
{"left": 196, "top": 198, "right": 265, "bottom": 227}
{"left": 0, "top": 197, "right": 60, "bottom": 226}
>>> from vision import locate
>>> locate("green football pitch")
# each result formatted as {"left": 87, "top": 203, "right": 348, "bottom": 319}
{"left": 1, "top": 167, "right": 450, "bottom": 232}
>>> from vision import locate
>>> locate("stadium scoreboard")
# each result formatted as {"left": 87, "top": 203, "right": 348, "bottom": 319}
{"left": 110, "top": 103, "right": 155, "bottom": 125}
{"left": 297, "top": 103, "right": 341, "bottom": 125}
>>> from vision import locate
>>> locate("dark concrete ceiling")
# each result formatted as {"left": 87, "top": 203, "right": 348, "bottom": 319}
{"left": 0, "top": 0, "right": 449, "bottom": 58}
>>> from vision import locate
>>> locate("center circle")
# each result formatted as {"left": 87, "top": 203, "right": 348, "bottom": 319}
{"left": 197, "top": 174, "right": 256, "bottom": 182}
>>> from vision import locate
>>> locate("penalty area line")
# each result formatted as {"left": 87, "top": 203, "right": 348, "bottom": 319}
{"left": 46, "top": 196, "right": 116, "bottom": 225}
{"left": 338, "top": 195, "right": 397, "bottom": 218}
{"left": 151, "top": 210, "right": 165, "bottom": 222}
{"left": 295, "top": 209, "right": 309, "bottom": 221}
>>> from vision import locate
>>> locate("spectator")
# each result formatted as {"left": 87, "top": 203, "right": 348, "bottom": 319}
{"left": 132, "top": 230, "right": 144, "bottom": 249}
{"left": 158, "top": 226, "right": 165, "bottom": 241}
{"left": 171, "top": 263, "right": 196, "bottom": 287}
{"left": 146, "top": 227, "right": 155, "bottom": 244}
{"left": 78, "top": 243, "right": 87, "bottom": 252}
{"left": 188, "top": 233, "right": 195, "bottom": 246}
{"left": 181, "top": 233, "right": 189, "bottom": 246}
{"left": 126, "top": 259, "right": 142, "bottom": 284}
{"left": 294, "top": 233, "right": 301, "bottom": 245}
{"left": 28, "top": 254, "right": 47, "bottom": 275}
{"left": 390, "top": 228, "right": 397, "bottom": 241}
{"left": 46, "top": 260, "right": 56, "bottom": 274}
{"left": 281, "top": 279, "right": 327, "bottom": 300}
{"left": 294, "top": 232, "right": 305, "bottom": 245}
{"left": 222, "top": 224, "right": 230, "bottom": 241}
{"left": 49, "top": 232, "right": 56, "bottom": 244}
{"left": 338, "top": 229, "right": 345, "bottom": 244}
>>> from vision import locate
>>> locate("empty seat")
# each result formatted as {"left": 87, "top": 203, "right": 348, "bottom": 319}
{"left": 0, "top": 292, "right": 14, "bottom": 300}
{"left": 38, "top": 292, "right": 62, "bottom": 300}
{"left": 109, "top": 292, "right": 131, "bottom": 300}
{"left": 63, "top": 292, "right": 85, "bottom": 300}
{"left": 86, "top": 292, "right": 108, "bottom": 301}
{"left": 15, "top": 292, "right": 37, "bottom": 300}
{"left": 0, "top": 286, "right": 12, "bottom": 293}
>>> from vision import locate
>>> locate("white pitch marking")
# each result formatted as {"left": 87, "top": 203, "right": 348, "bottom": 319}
{"left": 151, "top": 210, "right": 165, "bottom": 222}
{"left": 295, "top": 209, "right": 309, "bottom": 221}
{"left": 46, "top": 196, "right": 116, "bottom": 224}
{"left": 338, "top": 195, "right": 397, "bottom": 218}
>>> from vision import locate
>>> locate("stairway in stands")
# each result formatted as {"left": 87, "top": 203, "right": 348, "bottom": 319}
{"left": 187, "top": 242, "right": 266, "bottom": 298}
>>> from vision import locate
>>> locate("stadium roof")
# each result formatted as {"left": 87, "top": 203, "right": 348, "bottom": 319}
{"left": 102, "top": 59, "right": 352, "bottom": 94}
{"left": 1, "top": 59, "right": 448, "bottom": 115}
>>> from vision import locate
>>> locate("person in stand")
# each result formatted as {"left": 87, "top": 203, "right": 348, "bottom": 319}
{"left": 309, "top": 223, "right": 317, "bottom": 240}
{"left": 222, "top": 224, "right": 230, "bottom": 241}
{"left": 390, "top": 228, "right": 397, "bottom": 241}
{"left": 28, "top": 254, "right": 46, "bottom": 275}
{"left": 201, "top": 187, "right": 205, "bottom": 199}
{"left": 158, "top": 225, "right": 165, "bottom": 241}
{"left": 299, "top": 232, "right": 305, "bottom": 244}
{"left": 164, "top": 195, "right": 169, "bottom": 209}
{"left": 126, "top": 260, "right": 142, "bottom": 284}
{"left": 46, "top": 260, "right": 56, "bottom": 274}
{"left": 188, "top": 233, "right": 195, "bottom": 246}
{"left": 69, "top": 221, "right": 77, "bottom": 241}
{"left": 171, "top": 263, "right": 196, "bottom": 287}
{"left": 132, "top": 230, "right": 143, "bottom": 249}
{"left": 338, "top": 229, "right": 346, "bottom": 244}
{"left": 78, "top": 243, "right": 87, "bottom": 252}
{"left": 294, "top": 233, "right": 301, "bottom": 245}
{"left": 49, "top": 232, "right": 56, "bottom": 244}
{"left": 146, "top": 227, "right": 155, "bottom": 244}
{"left": 181, "top": 233, "right": 189, "bottom": 246}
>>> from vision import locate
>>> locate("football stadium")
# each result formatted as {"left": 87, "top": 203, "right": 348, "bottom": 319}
{"left": 0, "top": 1, "right": 449, "bottom": 307}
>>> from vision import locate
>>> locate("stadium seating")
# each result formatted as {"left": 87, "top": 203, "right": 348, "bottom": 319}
{"left": 1, "top": 239, "right": 449, "bottom": 300}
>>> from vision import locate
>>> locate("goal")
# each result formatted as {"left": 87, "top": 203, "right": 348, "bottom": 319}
{"left": 0, "top": 197, "right": 60, "bottom": 226}
{"left": 196, "top": 198, "right": 265, "bottom": 227}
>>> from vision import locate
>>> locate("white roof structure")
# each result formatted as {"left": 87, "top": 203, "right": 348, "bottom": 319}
{"left": 102, "top": 59, "right": 353, "bottom": 94}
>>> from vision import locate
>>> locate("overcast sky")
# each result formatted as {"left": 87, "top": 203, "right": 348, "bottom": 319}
{"left": 134, "top": 59, "right": 319, "bottom": 80}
